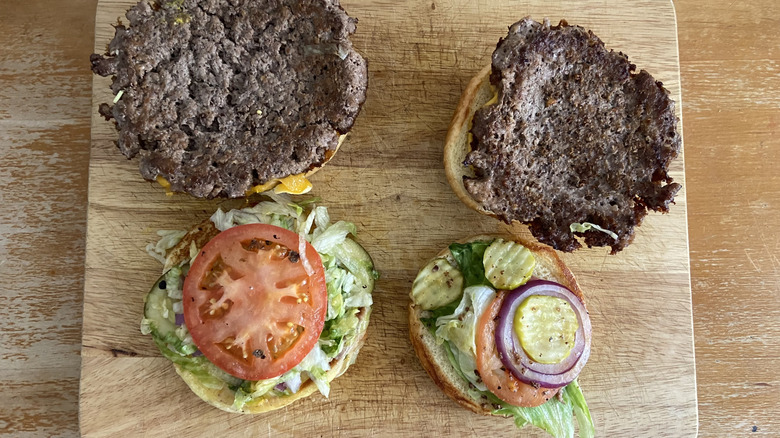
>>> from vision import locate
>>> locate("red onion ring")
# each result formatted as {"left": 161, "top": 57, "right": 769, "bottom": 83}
{"left": 494, "top": 280, "right": 592, "bottom": 388}
{"left": 500, "top": 283, "right": 585, "bottom": 375}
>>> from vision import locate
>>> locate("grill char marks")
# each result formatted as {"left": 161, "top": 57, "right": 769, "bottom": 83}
{"left": 464, "top": 18, "right": 681, "bottom": 253}
{"left": 91, "top": 0, "right": 368, "bottom": 198}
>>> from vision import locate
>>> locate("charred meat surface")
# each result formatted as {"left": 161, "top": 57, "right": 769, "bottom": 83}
{"left": 91, "top": 0, "right": 368, "bottom": 198}
{"left": 465, "top": 18, "right": 681, "bottom": 253}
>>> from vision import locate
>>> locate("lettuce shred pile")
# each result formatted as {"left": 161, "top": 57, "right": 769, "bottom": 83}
{"left": 141, "top": 193, "right": 377, "bottom": 410}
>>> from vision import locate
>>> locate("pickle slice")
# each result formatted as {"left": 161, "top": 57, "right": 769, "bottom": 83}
{"left": 514, "top": 295, "right": 579, "bottom": 364}
{"left": 410, "top": 257, "right": 464, "bottom": 310}
{"left": 483, "top": 239, "right": 535, "bottom": 290}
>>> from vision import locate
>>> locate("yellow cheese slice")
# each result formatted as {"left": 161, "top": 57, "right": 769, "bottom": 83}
{"left": 273, "top": 174, "right": 313, "bottom": 195}
{"left": 155, "top": 175, "right": 174, "bottom": 196}
{"left": 245, "top": 180, "right": 279, "bottom": 196}
{"left": 244, "top": 173, "right": 313, "bottom": 196}
{"left": 157, "top": 172, "right": 312, "bottom": 197}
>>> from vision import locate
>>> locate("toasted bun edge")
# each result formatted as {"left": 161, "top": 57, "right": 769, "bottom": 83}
{"left": 408, "top": 235, "right": 584, "bottom": 416}
{"left": 443, "top": 66, "right": 497, "bottom": 217}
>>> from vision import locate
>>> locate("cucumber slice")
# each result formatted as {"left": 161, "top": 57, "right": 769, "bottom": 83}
{"left": 142, "top": 268, "right": 197, "bottom": 356}
{"left": 330, "top": 237, "right": 376, "bottom": 293}
{"left": 143, "top": 270, "right": 179, "bottom": 338}
{"left": 483, "top": 239, "right": 535, "bottom": 290}
{"left": 411, "top": 257, "right": 464, "bottom": 310}
{"left": 143, "top": 270, "right": 239, "bottom": 387}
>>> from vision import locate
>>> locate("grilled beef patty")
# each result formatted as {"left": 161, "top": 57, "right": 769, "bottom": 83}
{"left": 91, "top": 0, "right": 367, "bottom": 198}
{"left": 465, "top": 18, "right": 681, "bottom": 253}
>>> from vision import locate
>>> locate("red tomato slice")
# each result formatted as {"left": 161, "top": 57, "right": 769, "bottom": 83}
{"left": 476, "top": 292, "right": 559, "bottom": 407}
{"left": 183, "top": 224, "right": 327, "bottom": 380}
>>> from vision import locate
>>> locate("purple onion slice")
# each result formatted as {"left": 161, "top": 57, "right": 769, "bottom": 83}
{"left": 494, "top": 280, "right": 592, "bottom": 388}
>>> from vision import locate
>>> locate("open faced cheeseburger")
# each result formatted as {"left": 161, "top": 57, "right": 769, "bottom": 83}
{"left": 91, "top": 0, "right": 368, "bottom": 198}
{"left": 142, "top": 193, "right": 377, "bottom": 412}
{"left": 409, "top": 236, "right": 594, "bottom": 437}
{"left": 444, "top": 18, "right": 682, "bottom": 253}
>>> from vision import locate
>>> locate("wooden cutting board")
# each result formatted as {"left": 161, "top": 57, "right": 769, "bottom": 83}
{"left": 80, "top": 0, "right": 695, "bottom": 436}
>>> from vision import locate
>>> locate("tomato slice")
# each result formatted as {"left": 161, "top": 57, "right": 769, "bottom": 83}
{"left": 476, "top": 292, "right": 559, "bottom": 407}
{"left": 183, "top": 224, "right": 327, "bottom": 380}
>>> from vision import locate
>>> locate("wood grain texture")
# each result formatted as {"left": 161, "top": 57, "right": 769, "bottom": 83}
{"left": 79, "top": 0, "right": 695, "bottom": 436}
{"left": 676, "top": 0, "right": 780, "bottom": 436}
{"left": 9, "top": 0, "right": 780, "bottom": 437}
{"left": 0, "top": 1, "right": 96, "bottom": 437}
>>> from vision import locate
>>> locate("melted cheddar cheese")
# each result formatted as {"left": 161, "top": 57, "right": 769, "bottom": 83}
{"left": 155, "top": 175, "right": 174, "bottom": 196}
{"left": 156, "top": 173, "right": 312, "bottom": 197}
{"left": 245, "top": 173, "right": 313, "bottom": 196}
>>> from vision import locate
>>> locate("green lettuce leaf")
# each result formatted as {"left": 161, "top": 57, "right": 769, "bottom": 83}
{"left": 311, "top": 220, "right": 357, "bottom": 254}
{"left": 420, "top": 298, "right": 461, "bottom": 331}
{"left": 323, "top": 253, "right": 347, "bottom": 320}
{"left": 320, "top": 308, "right": 360, "bottom": 357}
{"left": 448, "top": 241, "right": 491, "bottom": 287}
{"left": 323, "top": 308, "right": 359, "bottom": 339}
{"left": 560, "top": 380, "right": 595, "bottom": 438}
{"left": 569, "top": 222, "right": 618, "bottom": 241}
{"left": 434, "top": 286, "right": 496, "bottom": 391}
{"left": 489, "top": 380, "right": 594, "bottom": 438}
{"left": 441, "top": 338, "right": 594, "bottom": 438}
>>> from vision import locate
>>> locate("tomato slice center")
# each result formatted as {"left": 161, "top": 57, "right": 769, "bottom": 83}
{"left": 183, "top": 225, "right": 327, "bottom": 381}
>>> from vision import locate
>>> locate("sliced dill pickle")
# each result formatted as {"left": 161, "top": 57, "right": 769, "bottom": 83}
{"left": 514, "top": 295, "right": 579, "bottom": 364}
{"left": 483, "top": 239, "right": 535, "bottom": 290}
{"left": 410, "top": 257, "right": 464, "bottom": 310}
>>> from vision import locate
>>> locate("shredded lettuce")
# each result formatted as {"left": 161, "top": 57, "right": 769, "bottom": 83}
{"left": 232, "top": 344, "right": 335, "bottom": 410}
{"left": 320, "top": 308, "right": 360, "bottom": 357}
{"left": 298, "top": 207, "right": 317, "bottom": 236}
{"left": 269, "top": 345, "right": 333, "bottom": 401}
{"left": 210, "top": 193, "right": 303, "bottom": 232}
{"left": 448, "top": 241, "right": 491, "bottom": 287}
{"left": 569, "top": 222, "right": 618, "bottom": 241}
{"left": 145, "top": 193, "right": 376, "bottom": 409}
{"left": 249, "top": 377, "right": 282, "bottom": 399}
{"left": 311, "top": 221, "right": 357, "bottom": 253}
{"left": 323, "top": 254, "right": 347, "bottom": 320}
{"left": 145, "top": 229, "right": 187, "bottom": 264}
{"left": 344, "top": 291, "right": 372, "bottom": 308}
{"left": 313, "top": 206, "right": 330, "bottom": 234}
{"left": 297, "top": 345, "right": 332, "bottom": 397}
{"left": 153, "top": 333, "right": 241, "bottom": 390}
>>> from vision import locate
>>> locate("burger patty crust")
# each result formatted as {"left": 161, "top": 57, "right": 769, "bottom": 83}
{"left": 91, "top": 0, "right": 368, "bottom": 198}
{"left": 465, "top": 18, "right": 681, "bottom": 253}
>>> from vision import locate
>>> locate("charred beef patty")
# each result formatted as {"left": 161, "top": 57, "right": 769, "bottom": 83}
{"left": 91, "top": 0, "right": 367, "bottom": 198}
{"left": 464, "top": 18, "right": 681, "bottom": 253}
